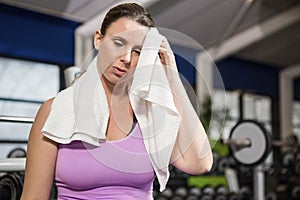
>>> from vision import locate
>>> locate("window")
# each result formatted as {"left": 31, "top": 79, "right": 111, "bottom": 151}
{"left": 0, "top": 57, "right": 59, "bottom": 158}
{"left": 243, "top": 93, "right": 272, "bottom": 133}
{"left": 209, "top": 89, "right": 240, "bottom": 140}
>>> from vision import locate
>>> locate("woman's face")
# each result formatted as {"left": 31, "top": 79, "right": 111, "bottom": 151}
{"left": 94, "top": 17, "right": 148, "bottom": 86}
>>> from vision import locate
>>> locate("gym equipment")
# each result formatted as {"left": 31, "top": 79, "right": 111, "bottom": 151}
{"left": 210, "top": 150, "right": 220, "bottom": 174}
{"left": 215, "top": 185, "right": 228, "bottom": 200}
{"left": 199, "top": 194, "right": 213, "bottom": 200}
{"left": 214, "top": 194, "right": 227, "bottom": 200}
{"left": 217, "top": 156, "right": 236, "bottom": 174}
{"left": 294, "top": 159, "right": 300, "bottom": 176}
{"left": 156, "top": 187, "right": 173, "bottom": 200}
{"left": 227, "top": 192, "right": 240, "bottom": 200}
{"left": 225, "top": 120, "right": 272, "bottom": 166}
{"left": 224, "top": 120, "right": 300, "bottom": 200}
{"left": 225, "top": 120, "right": 299, "bottom": 166}
{"left": 171, "top": 187, "right": 188, "bottom": 200}
{"left": 215, "top": 184, "right": 228, "bottom": 195}
{"left": 282, "top": 151, "right": 294, "bottom": 166}
{"left": 239, "top": 186, "right": 251, "bottom": 199}
{"left": 237, "top": 164, "right": 252, "bottom": 178}
{"left": 291, "top": 185, "right": 300, "bottom": 199}
{"left": 7, "top": 148, "right": 26, "bottom": 158}
{"left": 0, "top": 173, "right": 23, "bottom": 200}
{"left": 186, "top": 186, "right": 201, "bottom": 200}
{"left": 188, "top": 186, "right": 202, "bottom": 197}
{"left": 201, "top": 185, "right": 215, "bottom": 196}
{"left": 265, "top": 191, "right": 278, "bottom": 200}
{"left": 185, "top": 195, "right": 198, "bottom": 200}
{"left": 224, "top": 168, "right": 239, "bottom": 194}
{"left": 0, "top": 158, "right": 26, "bottom": 172}
{"left": 0, "top": 116, "right": 34, "bottom": 124}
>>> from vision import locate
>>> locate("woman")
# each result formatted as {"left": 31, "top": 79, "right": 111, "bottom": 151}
{"left": 21, "top": 3, "right": 212, "bottom": 199}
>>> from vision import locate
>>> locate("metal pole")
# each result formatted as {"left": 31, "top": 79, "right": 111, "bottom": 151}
{"left": 254, "top": 164, "right": 265, "bottom": 200}
{"left": 0, "top": 158, "right": 26, "bottom": 172}
{"left": 0, "top": 115, "right": 34, "bottom": 123}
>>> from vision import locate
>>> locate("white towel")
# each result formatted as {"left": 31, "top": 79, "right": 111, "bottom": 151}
{"left": 42, "top": 28, "right": 180, "bottom": 191}
{"left": 130, "top": 28, "right": 181, "bottom": 191}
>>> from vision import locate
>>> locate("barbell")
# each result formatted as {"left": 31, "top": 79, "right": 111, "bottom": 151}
{"left": 224, "top": 120, "right": 298, "bottom": 166}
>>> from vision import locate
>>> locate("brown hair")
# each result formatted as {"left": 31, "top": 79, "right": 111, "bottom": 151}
{"left": 100, "top": 3, "right": 155, "bottom": 35}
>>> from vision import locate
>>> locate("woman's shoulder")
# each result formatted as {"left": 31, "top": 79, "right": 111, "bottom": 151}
{"left": 32, "top": 98, "right": 55, "bottom": 128}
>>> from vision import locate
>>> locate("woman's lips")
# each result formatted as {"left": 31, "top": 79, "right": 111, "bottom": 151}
{"left": 112, "top": 66, "right": 127, "bottom": 76}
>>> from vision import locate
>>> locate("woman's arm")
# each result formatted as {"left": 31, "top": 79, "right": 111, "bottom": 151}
{"left": 169, "top": 76, "right": 213, "bottom": 175}
{"left": 159, "top": 38, "right": 213, "bottom": 175}
{"left": 20, "top": 98, "right": 58, "bottom": 200}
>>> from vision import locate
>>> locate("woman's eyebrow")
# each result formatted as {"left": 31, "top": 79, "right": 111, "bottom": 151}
{"left": 133, "top": 45, "right": 142, "bottom": 49}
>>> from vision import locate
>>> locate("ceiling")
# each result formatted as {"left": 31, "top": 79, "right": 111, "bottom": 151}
{"left": 0, "top": 0, "right": 300, "bottom": 67}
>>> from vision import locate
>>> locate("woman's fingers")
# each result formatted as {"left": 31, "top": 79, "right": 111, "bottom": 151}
{"left": 159, "top": 37, "right": 176, "bottom": 68}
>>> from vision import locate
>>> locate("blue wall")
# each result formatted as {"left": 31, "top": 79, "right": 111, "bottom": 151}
{"left": 0, "top": 3, "right": 80, "bottom": 65}
{"left": 215, "top": 57, "right": 280, "bottom": 97}
{"left": 172, "top": 45, "right": 197, "bottom": 85}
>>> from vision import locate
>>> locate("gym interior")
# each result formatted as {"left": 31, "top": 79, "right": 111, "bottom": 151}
{"left": 0, "top": 0, "right": 299, "bottom": 199}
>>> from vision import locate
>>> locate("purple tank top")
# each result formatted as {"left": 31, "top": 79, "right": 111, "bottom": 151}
{"left": 55, "top": 124, "right": 155, "bottom": 199}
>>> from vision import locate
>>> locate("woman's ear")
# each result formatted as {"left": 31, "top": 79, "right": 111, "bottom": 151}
{"left": 94, "top": 30, "right": 103, "bottom": 50}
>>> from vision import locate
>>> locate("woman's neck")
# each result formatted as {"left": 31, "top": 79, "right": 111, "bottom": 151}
{"left": 101, "top": 76, "right": 114, "bottom": 96}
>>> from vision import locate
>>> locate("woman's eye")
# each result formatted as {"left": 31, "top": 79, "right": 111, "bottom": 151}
{"left": 113, "top": 40, "right": 124, "bottom": 47}
{"left": 132, "top": 49, "right": 141, "bottom": 55}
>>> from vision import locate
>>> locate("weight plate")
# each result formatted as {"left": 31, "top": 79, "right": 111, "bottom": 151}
{"left": 229, "top": 120, "right": 272, "bottom": 166}
{"left": 7, "top": 148, "right": 26, "bottom": 158}
{"left": 0, "top": 173, "right": 23, "bottom": 200}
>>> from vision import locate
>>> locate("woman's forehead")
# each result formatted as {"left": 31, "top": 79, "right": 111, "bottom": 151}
{"left": 105, "top": 18, "right": 149, "bottom": 44}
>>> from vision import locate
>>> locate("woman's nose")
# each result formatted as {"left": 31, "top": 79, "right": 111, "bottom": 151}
{"left": 119, "top": 50, "right": 131, "bottom": 64}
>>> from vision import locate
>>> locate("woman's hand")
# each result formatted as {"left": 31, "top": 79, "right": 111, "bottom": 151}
{"left": 159, "top": 37, "right": 180, "bottom": 80}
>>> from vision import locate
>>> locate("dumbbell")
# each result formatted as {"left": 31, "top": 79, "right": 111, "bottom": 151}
{"left": 171, "top": 187, "right": 188, "bottom": 200}
{"left": 239, "top": 186, "right": 252, "bottom": 199}
{"left": 265, "top": 191, "right": 278, "bottom": 200}
{"left": 217, "top": 156, "right": 236, "bottom": 174}
{"left": 0, "top": 173, "right": 23, "bottom": 200}
{"left": 290, "top": 185, "right": 300, "bottom": 200}
{"left": 202, "top": 185, "right": 215, "bottom": 197}
{"left": 282, "top": 151, "right": 294, "bottom": 167}
{"left": 199, "top": 194, "right": 213, "bottom": 200}
{"left": 156, "top": 187, "right": 173, "bottom": 200}
{"left": 214, "top": 185, "right": 228, "bottom": 200}
{"left": 227, "top": 188, "right": 250, "bottom": 200}
{"left": 198, "top": 185, "right": 214, "bottom": 200}
{"left": 294, "top": 159, "right": 300, "bottom": 176}
{"left": 228, "top": 192, "right": 240, "bottom": 200}
{"left": 186, "top": 186, "right": 201, "bottom": 200}
{"left": 7, "top": 148, "right": 26, "bottom": 158}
